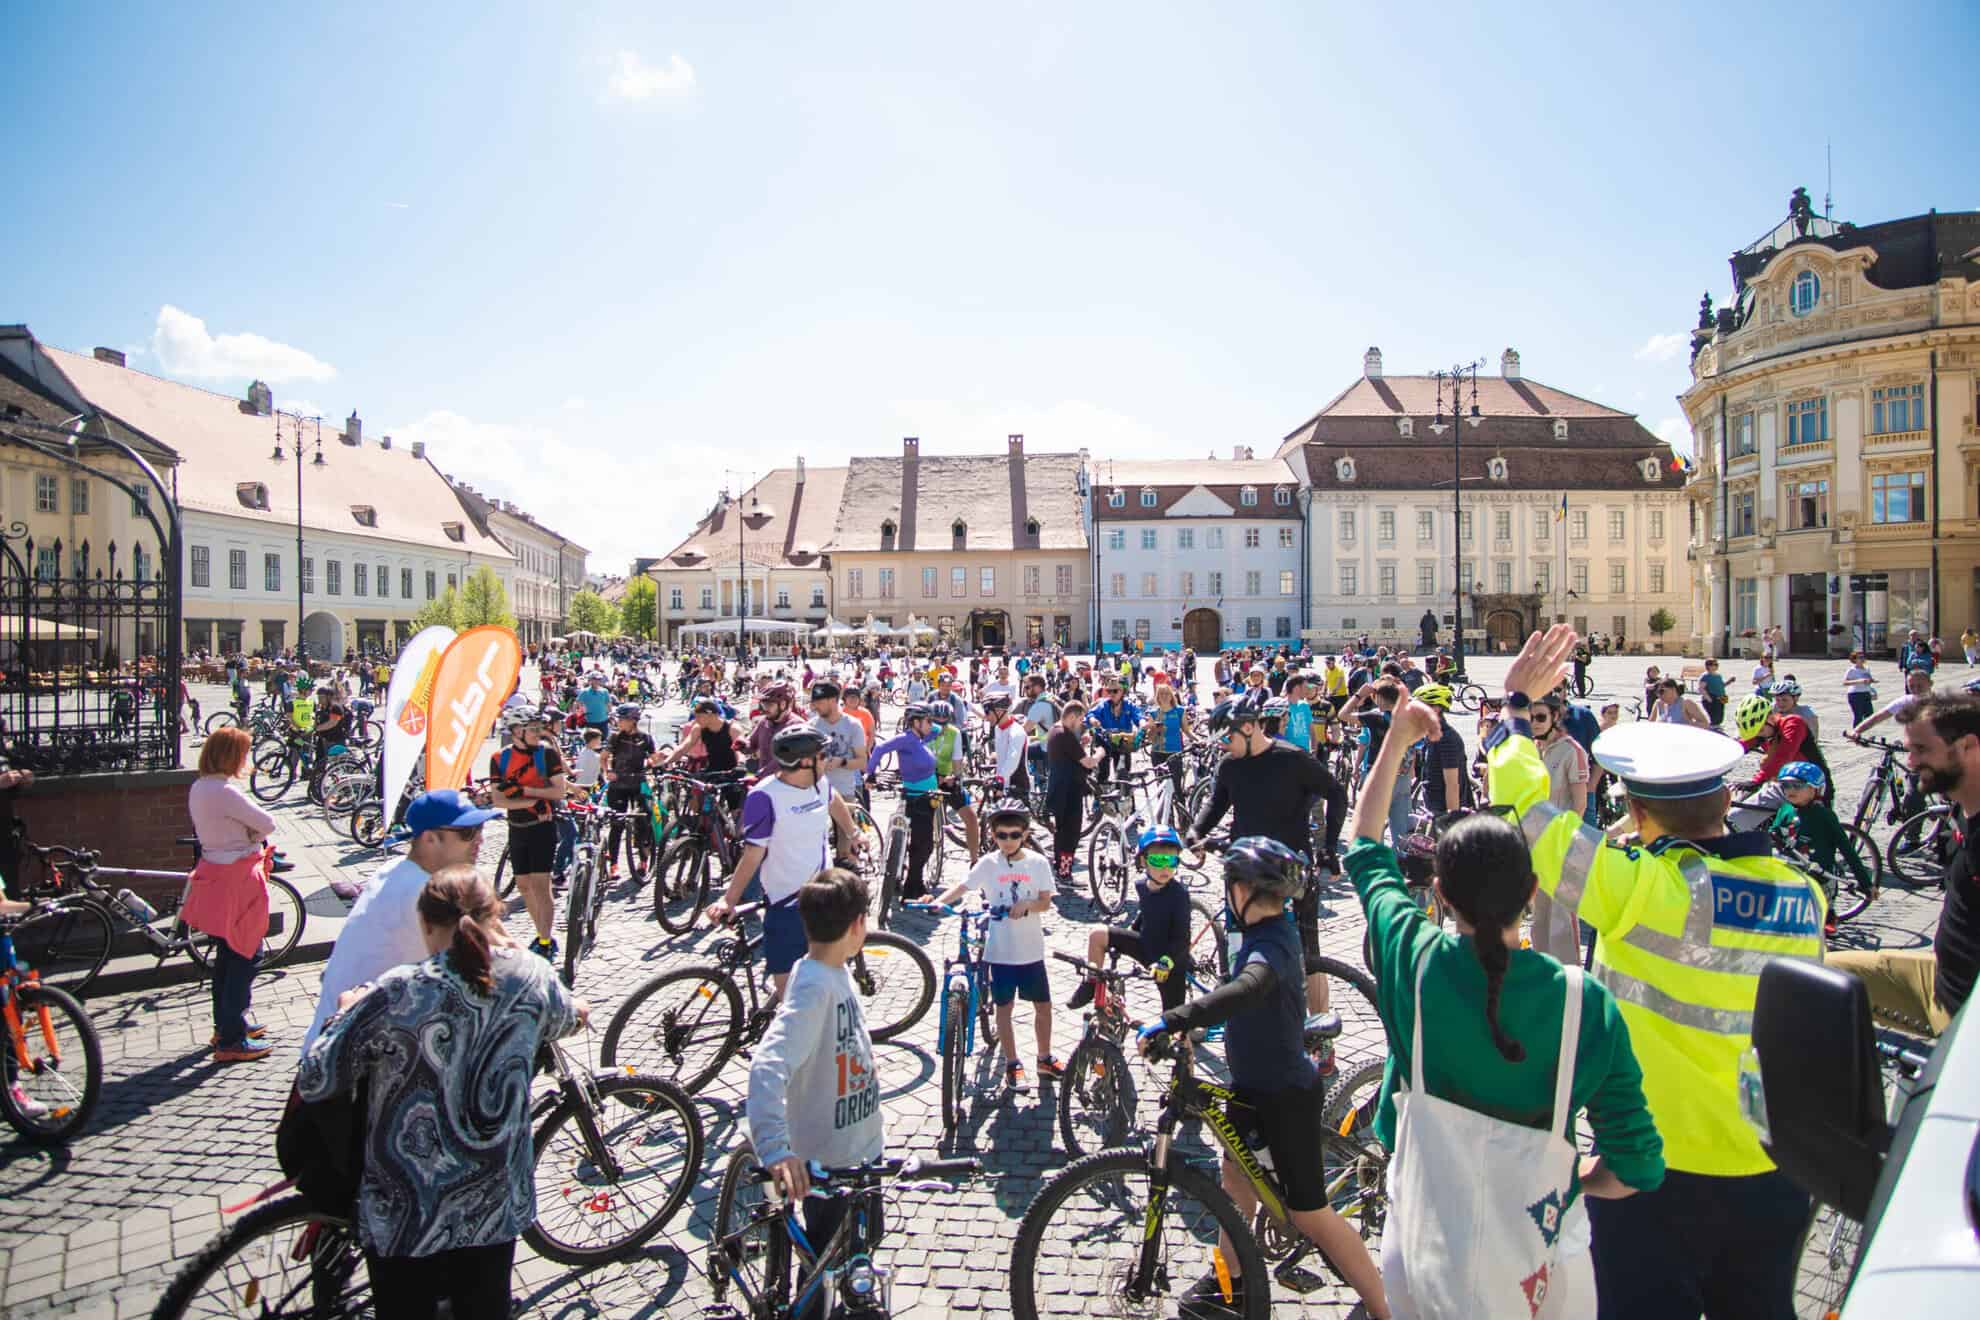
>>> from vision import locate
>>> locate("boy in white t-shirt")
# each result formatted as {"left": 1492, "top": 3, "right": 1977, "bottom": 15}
{"left": 572, "top": 728, "right": 604, "bottom": 793}
{"left": 924, "top": 798, "right": 1059, "bottom": 1092}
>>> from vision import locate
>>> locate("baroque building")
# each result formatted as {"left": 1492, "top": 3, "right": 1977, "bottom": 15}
{"left": 1680, "top": 191, "right": 1980, "bottom": 657}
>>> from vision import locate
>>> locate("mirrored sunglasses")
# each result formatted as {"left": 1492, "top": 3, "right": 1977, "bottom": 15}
{"left": 992, "top": 828, "right": 1028, "bottom": 841}
{"left": 1142, "top": 851, "right": 1180, "bottom": 869}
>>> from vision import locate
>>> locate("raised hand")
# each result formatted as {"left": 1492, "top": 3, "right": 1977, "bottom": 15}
{"left": 1504, "top": 625, "right": 1580, "bottom": 703}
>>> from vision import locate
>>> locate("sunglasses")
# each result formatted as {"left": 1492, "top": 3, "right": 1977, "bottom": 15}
{"left": 1142, "top": 851, "right": 1180, "bottom": 869}
{"left": 992, "top": 828, "right": 1028, "bottom": 842}
{"left": 441, "top": 825, "right": 484, "bottom": 840}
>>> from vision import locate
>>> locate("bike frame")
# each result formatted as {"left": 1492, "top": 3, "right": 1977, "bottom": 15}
{"left": 936, "top": 911, "right": 993, "bottom": 1062}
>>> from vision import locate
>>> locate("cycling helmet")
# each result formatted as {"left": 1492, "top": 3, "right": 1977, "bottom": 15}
{"left": 614, "top": 703, "right": 641, "bottom": 720}
{"left": 760, "top": 683, "right": 796, "bottom": 705}
{"left": 1397, "top": 832, "right": 1437, "bottom": 885}
{"left": 984, "top": 797, "right": 1032, "bottom": 827}
{"left": 771, "top": 724, "right": 828, "bottom": 768}
{"left": 1259, "top": 698, "right": 1291, "bottom": 729}
{"left": 1137, "top": 825, "right": 1183, "bottom": 855}
{"left": 1222, "top": 836, "right": 1306, "bottom": 899}
{"left": 1766, "top": 677, "right": 1802, "bottom": 699}
{"left": 1204, "top": 699, "right": 1238, "bottom": 734}
{"left": 500, "top": 707, "right": 535, "bottom": 735}
{"left": 534, "top": 705, "right": 561, "bottom": 726}
{"left": 983, "top": 692, "right": 1011, "bottom": 711}
{"left": 902, "top": 702, "right": 936, "bottom": 723}
{"left": 1777, "top": 761, "right": 1826, "bottom": 789}
{"left": 1734, "top": 692, "right": 1774, "bottom": 739}
{"left": 1414, "top": 683, "right": 1454, "bottom": 711}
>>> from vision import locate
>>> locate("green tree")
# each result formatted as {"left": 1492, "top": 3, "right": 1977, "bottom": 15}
{"left": 412, "top": 586, "right": 461, "bottom": 632}
{"left": 566, "top": 589, "right": 618, "bottom": 637}
{"left": 1648, "top": 607, "right": 1677, "bottom": 643}
{"left": 619, "top": 577, "right": 658, "bottom": 640}
{"left": 458, "top": 565, "right": 518, "bottom": 630}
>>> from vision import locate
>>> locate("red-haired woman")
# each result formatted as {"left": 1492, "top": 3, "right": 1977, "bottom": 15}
{"left": 181, "top": 726, "right": 278, "bottom": 1062}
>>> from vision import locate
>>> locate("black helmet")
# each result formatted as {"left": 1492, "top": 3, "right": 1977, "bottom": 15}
{"left": 1204, "top": 698, "right": 1238, "bottom": 733}
{"left": 614, "top": 703, "right": 641, "bottom": 720}
{"left": 984, "top": 797, "right": 1031, "bottom": 827}
{"left": 772, "top": 725, "right": 828, "bottom": 768}
{"left": 1222, "top": 836, "right": 1306, "bottom": 899}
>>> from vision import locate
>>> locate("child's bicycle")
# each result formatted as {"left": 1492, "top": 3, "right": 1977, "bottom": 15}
{"left": 1050, "top": 949, "right": 1168, "bottom": 1158}
{"left": 707, "top": 1150, "right": 980, "bottom": 1319}
{"left": 904, "top": 901, "right": 1003, "bottom": 1133}
{"left": 0, "top": 904, "right": 102, "bottom": 1144}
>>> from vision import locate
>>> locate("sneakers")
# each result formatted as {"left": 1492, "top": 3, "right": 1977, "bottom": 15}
{"left": 209, "top": 1023, "right": 268, "bottom": 1048}
{"left": 1006, "top": 1059, "right": 1030, "bottom": 1093}
{"left": 214, "top": 1040, "right": 274, "bottom": 1063}
{"left": 1066, "top": 977, "right": 1097, "bottom": 1011}
{"left": 7, "top": 1083, "right": 49, "bottom": 1119}
{"left": 531, "top": 936, "right": 559, "bottom": 963}
{"left": 1036, "top": 1055, "right": 1065, "bottom": 1081}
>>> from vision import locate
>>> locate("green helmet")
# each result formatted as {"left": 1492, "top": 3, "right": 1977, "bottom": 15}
{"left": 1734, "top": 692, "right": 1774, "bottom": 740}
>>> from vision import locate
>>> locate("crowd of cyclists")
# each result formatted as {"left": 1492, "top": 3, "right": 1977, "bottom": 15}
{"left": 13, "top": 622, "right": 1965, "bottom": 1319}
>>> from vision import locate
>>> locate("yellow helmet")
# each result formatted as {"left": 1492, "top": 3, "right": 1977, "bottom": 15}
{"left": 1414, "top": 683, "right": 1454, "bottom": 711}
{"left": 1734, "top": 692, "right": 1774, "bottom": 739}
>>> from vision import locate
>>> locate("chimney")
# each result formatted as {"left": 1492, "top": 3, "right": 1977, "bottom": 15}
{"left": 1363, "top": 347, "right": 1382, "bottom": 380}
{"left": 410, "top": 440, "right": 425, "bottom": 459}
{"left": 1008, "top": 433, "right": 1030, "bottom": 546}
{"left": 92, "top": 347, "right": 125, "bottom": 367}
{"left": 380, "top": 434, "right": 392, "bottom": 450}
{"left": 796, "top": 455, "right": 806, "bottom": 483}
{"left": 1008, "top": 433, "right": 1024, "bottom": 455}
{"left": 346, "top": 410, "right": 362, "bottom": 445}
{"left": 1501, "top": 348, "right": 1521, "bottom": 381}
{"left": 245, "top": 380, "right": 272, "bottom": 416}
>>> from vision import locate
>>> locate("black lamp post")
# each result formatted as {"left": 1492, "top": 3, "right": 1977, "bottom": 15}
{"left": 270, "top": 412, "right": 324, "bottom": 662}
{"left": 1429, "top": 361, "right": 1485, "bottom": 673}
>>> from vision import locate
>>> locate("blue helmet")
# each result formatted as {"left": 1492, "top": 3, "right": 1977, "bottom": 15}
{"left": 1777, "top": 761, "right": 1826, "bottom": 790}
{"left": 614, "top": 703, "right": 641, "bottom": 720}
{"left": 1136, "top": 825, "right": 1183, "bottom": 855}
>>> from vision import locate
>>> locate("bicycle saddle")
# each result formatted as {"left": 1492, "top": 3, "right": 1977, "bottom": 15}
{"left": 1301, "top": 1011, "right": 1342, "bottom": 1049}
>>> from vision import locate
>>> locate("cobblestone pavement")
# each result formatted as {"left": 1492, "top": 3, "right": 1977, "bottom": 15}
{"left": 0, "top": 653, "right": 1948, "bottom": 1318}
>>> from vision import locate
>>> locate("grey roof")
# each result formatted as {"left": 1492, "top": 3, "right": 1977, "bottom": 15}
{"left": 826, "top": 450, "right": 1088, "bottom": 552}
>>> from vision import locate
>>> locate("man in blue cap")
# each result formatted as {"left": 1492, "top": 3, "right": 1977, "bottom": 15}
{"left": 301, "top": 788, "right": 500, "bottom": 1053}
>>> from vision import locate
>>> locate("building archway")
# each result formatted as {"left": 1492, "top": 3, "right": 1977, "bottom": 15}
{"left": 1484, "top": 609, "right": 1525, "bottom": 654}
{"left": 1183, "top": 608, "right": 1221, "bottom": 653}
{"left": 967, "top": 609, "right": 1009, "bottom": 651}
{"left": 303, "top": 611, "right": 343, "bottom": 661}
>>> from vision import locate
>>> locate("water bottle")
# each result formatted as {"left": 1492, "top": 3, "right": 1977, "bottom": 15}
{"left": 117, "top": 888, "right": 159, "bottom": 924}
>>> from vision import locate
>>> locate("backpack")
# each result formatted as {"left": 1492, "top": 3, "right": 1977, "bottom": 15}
{"left": 496, "top": 744, "right": 551, "bottom": 785}
{"left": 275, "top": 1077, "right": 368, "bottom": 1217}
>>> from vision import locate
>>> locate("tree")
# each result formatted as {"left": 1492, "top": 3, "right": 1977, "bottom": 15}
{"left": 566, "top": 589, "right": 617, "bottom": 637}
{"left": 619, "top": 577, "right": 657, "bottom": 640}
{"left": 458, "top": 565, "right": 517, "bottom": 630}
{"left": 1648, "top": 607, "right": 1677, "bottom": 644}
{"left": 412, "top": 586, "right": 461, "bottom": 632}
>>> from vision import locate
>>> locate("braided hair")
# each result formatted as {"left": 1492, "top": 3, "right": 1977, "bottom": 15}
{"left": 1431, "top": 812, "right": 1537, "bottom": 1063}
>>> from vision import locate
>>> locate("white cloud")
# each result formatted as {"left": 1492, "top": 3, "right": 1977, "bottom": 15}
{"left": 607, "top": 50, "right": 696, "bottom": 100}
{"left": 561, "top": 395, "right": 588, "bottom": 411}
{"left": 1654, "top": 416, "right": 1692, "bottom": 456}
{"left": 149, "top": 305, "right": 336, "bottom": 383}
{"left": 1634, "top": 332, "right": 1690, "bottom": 364}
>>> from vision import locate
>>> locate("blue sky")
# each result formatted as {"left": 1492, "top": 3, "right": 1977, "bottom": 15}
{"left": 6, "top": 1, "right": 1976, "bottom": 572}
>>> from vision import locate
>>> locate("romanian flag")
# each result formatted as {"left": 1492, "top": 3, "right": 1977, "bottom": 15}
{"left": 1554, "top": 493, "right": 1567, "bottom": 522}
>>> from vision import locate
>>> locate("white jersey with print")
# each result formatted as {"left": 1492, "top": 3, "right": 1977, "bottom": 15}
{"left": 739, "top": 777, "right": 833, "bottom": 905}
{"left": 964, "top": 850, "right": 1056, "bottom": 966}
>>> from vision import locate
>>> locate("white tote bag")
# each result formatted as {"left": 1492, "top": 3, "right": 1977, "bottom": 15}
{"left": 1382, "top": 952, "right": 1584, "bottom": 1320}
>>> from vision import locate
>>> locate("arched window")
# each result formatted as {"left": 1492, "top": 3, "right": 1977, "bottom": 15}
{"left": 1273, "top": 486, "right": 1291, "bottom": 506}
{"left": 952, "top": 520, "right": 967, "bottom": 550}
{"left": 1240, "top": 486, "right": 1258, "bottom": 506}
{"left": 880, "top": 519, "right": 896, "bottom": 550}
{"left": 1790, "top": 269, "right": 1821, "bottom": 317}
{"left": 1025, "top": 517, "right": 1041, "bottom": 543}
{"left": 1108, "top": 489, "right": 1125, "bottom": 508}
{"left": 1140, "top": 488, "right": 1158, "bottom": 507}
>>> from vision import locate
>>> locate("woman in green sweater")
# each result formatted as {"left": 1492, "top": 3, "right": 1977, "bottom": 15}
{"left": 1347, "top": 686, "right": 1664, "bottom": 1315}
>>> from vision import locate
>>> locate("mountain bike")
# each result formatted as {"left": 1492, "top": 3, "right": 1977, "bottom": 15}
{"left": 0, "top": 906, "right": 102, "bottom": 1145}
{"left": 1847, "top": 735, "right": 1920, "bottom": 831}
{"left": 560, "top": 800, "right": 609, "bottom": 989}
{"left": 708, "top": 1149, "right": 979, "bottom": 1319}
{"left": 648, "top": 769, "right": 750, "bottom": 934}
{"left": 1885, "top": 801, "right": 1960, "bottom": 889}
{"left": 1085, "top": 765, "right": 1185, "bottom": 917}
{"left": 906, "top": 902, "right": 1002, "bottom": 1134}
{"left": 1052, "top": 949, "right": 1164, "bottom": 1158}
{"left": 1773, "top": 823, "right": 1884, "bottom": 926}
{"left": 876, "top": 790, "right": 944, "bottom": 928}
{"left": 597, "top": 901, "right": 935, "bottom": 1093}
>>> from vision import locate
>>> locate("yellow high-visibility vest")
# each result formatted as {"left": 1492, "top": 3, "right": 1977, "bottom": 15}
{"left": 1489, "top": 728, "right": 1825, "bottom": 1177}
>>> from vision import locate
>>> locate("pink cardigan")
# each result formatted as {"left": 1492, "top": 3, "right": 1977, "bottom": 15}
{"left": 180, "top": 847, "right": 272, "bottom": 960}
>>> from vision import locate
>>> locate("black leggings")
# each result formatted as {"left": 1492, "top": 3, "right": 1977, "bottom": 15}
{"left": 605, "top": 783, "right": 653, "bottom": 867}
{"left": 365, "top": 1238, "right": 514, "bottom": 1320}
{"left": 904, "top": 793, "right": 936, "bottom": 897}
{"left": 1050, "top": 790, "right": 1084, "bottom": 862}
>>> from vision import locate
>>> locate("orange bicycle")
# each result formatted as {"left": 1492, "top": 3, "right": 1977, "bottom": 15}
{"left": 0, "top": 902, "right": 102, "bottom": 1144}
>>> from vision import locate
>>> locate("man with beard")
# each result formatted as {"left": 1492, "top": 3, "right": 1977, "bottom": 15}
{"left": 1829, "top": 688, "right": 1980, "bottom": 1036}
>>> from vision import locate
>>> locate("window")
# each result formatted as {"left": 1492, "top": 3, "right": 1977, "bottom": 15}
{"left": 1245, "top": 616, "right": 1262, "bottom": 638}
{"left": 1278, "top": 527, "right": 1295, "bottom": 549}
{"left": 811, "top": 586, "right": 826, "bottom": 607}
{"left": 1134, "top": 618, "right": 1151, "bottom": 639}
{"left": 1141, "top": 529, "right": 1157, "bottom": 550}
{"left": 1732, "top": 490, "right": 1756, "bottom": 536}
{"left": 1495, "top": 562, "right": 1512, "bottom": 593}
{"left": 1206, "top": 528, "right": 1224, "bottom": 549}
{"left": 190, "top": 545, "right": 211, "bottom": 587}
{"left": 1110, "top": 572, "right": 1126, "bottom": 597}
{"left": 1280, "top": 570, "right": 1296, "bottom": 596}
{"left": 1141, "top": 572, "right": 1158, "bottom": 597}
{"left": 1534, "top": 510, "right": 1550, "bottom": 541}
{"left": 1605, "top": 510, "right": 1623, "bottom": 542}
{"left": 264, "top": 553, "right": 281, "bottom": 592}
{"left": 914, "top": 566, "right": 932, "bottom": 598}
{"left": 425, "top": 570, "right": 436, "bottom": 599}
{"left": 1649, "top": 564, "right": 1666, "bottom": 593}
{"left": 1110, "top": 617, "right": 1129, "bottom": 640}
{"left": 1208, "top": 571, "right": 1224, "bottom": 595}
{"left": 1459, "top": 510, "right": 1473, "bottom": 543}
{"left": 1179, "top": 571, "right": 1195, "bottom": 596}
{"left": 1571, "top": 562, "right": 1589, "bottom": 595}
{"left": 1534, "top": 561, "right": 1550, "bottom": 593}
{"left": 1790, "top": 269, "right": 1820, "bottom": 317}
{"left": 1240, "top": 487, "right": 1258, "bottom": 507}
{"left": 131, "top": 485, "right": 149, "bottom": 520}
{"left": 1609, "top": 563, "right": 1626, "bottom": 594}
{"left": 1417, "top": 510, "right": 1435, "bottom": 543}
{"left": 878, "top": 521, "right": 896, "bottom": 551}
{"left": 1107, "top": 529, "right": 1126, "bottom": 550}
{"left": 1872, "top": 383, "right": 1925, "bottom": 434}
{"left": 1378, "top": 510, "right": 1395, "bottom": 543}
{"left": 700, "top": 586, "right": 715, "bottom": 609}
{"left": 327, "top": 560, "right": 342, "bottom": 595}
{"left": 70, "top": 479, "right": 88, "bottom": 514}
{"left": 1276, "top": 616, "right": 1293, "bottom": 637}
{"left": 1140, "top": 488, "right": 1158, "bottom": 508}
{"left": 1735, "top": 577, "right": 1759, "bottom": 632}
{"left": 1790, "top": 479, "right": 1830, "bottom": 529}
{"left": 1872, "top": 471, "right": 1927, "bottom": 524}
{"left": 1495, "top": 511, "right": 1511, "bottom": 542}
{"left": 979, "top": 567, "right": 995, "bottom": 596}
{"left": 1379, "top": 565, "right": 1396, "bottom": 596}
{"left": 877, "top": 568, "right": 895, "bottom": 599}
{"left": 1786, "top": 397, "right": 1828, "bottom": 447}
{"left": 1339, "top": 565, "right": 1357, "bottom": 595}
{"left": 1649, "top": 509, "right": 1665, "bottom": 540}
{"left": 354, "top": 563, "right": 367, "bottom": 596}
{"left": 1417, "top": 563, "right": 1435, "bottom": 596}
{"left": 1341, "top": 511, "right": 1356, "bottom": 543}
{"left": 1243, "top": 528, "right": 1260, "bottom": 549}
{"left": 1246, "top": 570, "right": 1262, "bottom": 595}
{"left": 1488, "top": 457, "right": 1508, "bottom": 481}
{"left": 34, "top": 475, "right": 56, "bottom": 513}
{"left": 1459, "top": 561, "right": 1474, "bottom": 591}
{"left": 1024, "top": 565, "right": 1040, "bottom": 595}
{"left": 1274, "top": 487, "right": 1291, "bottom": 506}
{"left": 375, "top": 563, "right": 388, "bottom": 597}
{"left": 668, "top": 587, "right": 683, "bottom": 610}
{"left": 1731, "top": 412, "right": 1756, "bottom": 457}
{"left": 447, "top": 573, "right": 457, "bottom": 590}
{"left": 34, "top": 547, "right": 55, "bottom": 581}
{"left": 229, "top": 549, "right": 248, "bottom": 591}
{"left": 951, "top": 567, "right": 966, "bottom": 596}
{"left": 401, "top": 568, "right": 413, "bottom": 599}
{"left": 1342, "top": 617, "right": 1358, "bottom": 629}
{"left": 1108, "top": 489, "right": 1125, "bottom": 508}
{"left": 1570, "top": 510, "right": 1588, "bottom": 540}
{"left": 952, "top": 521, "right": 967, "bottom": 550}
{"left": 1056, "top": 565, "right": 1072, "bottom": 595}
{"left": 302, "top": 557, "right": 315, "bottom": 594}
{"left": 1176, "top": 529, "right": 1194, "bottom": 550}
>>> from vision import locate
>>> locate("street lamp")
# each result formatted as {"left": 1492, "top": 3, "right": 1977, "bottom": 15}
{"left": 270, "top": 412, "right": 324, "bottom": 662}
{"left": 1429, "top": 361, "right": 1485, "bottom": 674}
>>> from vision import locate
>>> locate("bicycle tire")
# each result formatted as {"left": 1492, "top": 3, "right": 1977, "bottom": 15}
{"left": 1319, "top": 1060, "right": 1390, "bottom": 1246}
{"left": 1057, "top": 1035, "right": 1137, "bottom": 1159}
{"left": 712, "top": 1139, "right": 790, "bottom": 1309}
{"left": 1085, "top": 820, "right": 1131, "bottom": 917}
{"left": 1852, "top": 768, "right": 1888, "bottom": 832}
{"left": 201, "top": 709, "right": 239, "bottom": 734}
{"left": 1187, "top": 897, "right": 1230, "bottom": 989}
{"left": 1886, "top": 805, "right": 1956, "bottom": 888}
{"left": 851, "top": 931, "right": 936, "bottom": 1041}
{"left": 495, "top": 842, "right": 516, "bottom": 898}
{"left": 1010, "top": 1148, "right": 1272, "bottom": 1320}
{"left": 652, "top": 836, "right": 710, "bottom": 935}
{"left": 940, "top": 986, "right": 966, "bottom": 1134}
{"left": 148, "top": 1194, "right": 367, "bottom": 1320}
{"left": 1829, "top": 823, "right": 1882, "bottom": 923}
{"left": 597, "top": 964, "right": 744, "bottom": 1094}
{"left": 1305, "top": 954, "right": 1385, "bottom": 1065}
{"left": 1454, "top": 682, "right": 1488, "bottom": 713}
{"left": 0, "top": 982, "right": 103, "bottom": 1144}
{"left": 879, "top": 824, "right": 906, "bottom": 928}
{"left": 562, "top": 861, "right": 594, "bottom": 988}
{"left": 9, "top": 900, "right": 114, "bottom": 997}
{"left": 1794, "top": 1201, "right": 1863, "bottom": 1320}
{"left": 349, "top": 801, "right": 386, "bottom": 849}
{"left": 183, "top": 876, "right": 308, "bottom": 973}
{"left": 524, "top": 1073, "right": 704, "bottom": 1266}
{"left": 248, "top": 746, "right": 296, "bottom": 802}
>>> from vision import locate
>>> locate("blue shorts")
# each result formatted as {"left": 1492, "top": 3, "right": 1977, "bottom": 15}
{"left": 990, "top": 960, "right": 1050, "bottom": 1005}
{"left": 763, "top": 902, "right": 807, "bottom": 976}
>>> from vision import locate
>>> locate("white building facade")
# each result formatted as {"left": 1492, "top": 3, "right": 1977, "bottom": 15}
{"left": 445, "top": 481, "right": 588, "bottom": 645}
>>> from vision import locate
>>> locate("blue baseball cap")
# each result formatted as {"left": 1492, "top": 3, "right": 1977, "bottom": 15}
{"left": 405, "top": 789, "right": 501, "bottom": 835}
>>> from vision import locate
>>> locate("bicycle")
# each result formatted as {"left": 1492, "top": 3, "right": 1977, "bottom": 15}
{"left": 1084, "top": 764, "right": 1186, "bottom": 917}
{"left": 906, "top": 902, "right": 1003, "bottom": 1134}
{"left": 9, "top": 838, "right": 307, "bottom": 997}
{"left": 1847, "top": 735, "right": 1920, "bottom": 831}
{"left": 875, "top": 789, "right": 945, "bottom": 929}
{"left": 648, "top": 769, "right": 751, "bottom": 935}
{"left": 597, "top": 900, "right": 935, "bottom": 1094}
{"left": 1052, "top": 949, "right": 1165, "bottom": 1158}
{"left": 1885, "top": 801, "right": 1959, "bottom": 889}
{"left": 1009, "top": 1019, "right": 1362, "bottom": 1320}
{"left": 560, "top": 800, "right": 610, "bottom": 989}
{"left": 1772, "top": 824, "right": 1884, "bottom": 927}
{"left": 707, "top": 1148, "right": 980, "bottom": 1319}
{"left": 0, "top": 905, "right": 102, "bottom": 1145}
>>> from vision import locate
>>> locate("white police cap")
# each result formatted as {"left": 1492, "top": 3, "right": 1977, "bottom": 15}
{"left": 1590, "top": 722, "right": 1745, "bottom": 800}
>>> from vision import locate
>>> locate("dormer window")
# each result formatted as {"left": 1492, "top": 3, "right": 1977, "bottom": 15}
{"left": 236, "top": 482, "right": 270, "bottom": 510}
{"left": 1108, "top": 489, "right": 1125, "bottom": 508}
{"left": 1790, "top": 269, "right": 1821, "bottom": 317}
{"left": 442, "top": 521, "right": 465, "bottom": 542}
{"left": 880, "top": 519, "right": 896, "bottom": 551}
{"left": 1397, "top": 417, "right": 1414, "bottom": 438}
{"left": 1487, "top": 457, "right": 1508, "bottom": 482}
{"left": 1551, "top": 419, "right": 1568, "bottom": 441}
{"left": 1640, "top": 458, "right": 1663, "bottom": 483}
{"left": 1273, "top": 486, "right": 1291, "bottom": 506}
{"left": 952, "top": 520, "right": 966, "bottom": 550}
{"left": 1024, "top": 517, "right": 1041, "bottom": 544}
{"left": 350, "top": 504, "right": 377, "bottom": 527}
{"left": 1140, "top": 488, "right": 1157, "bottom": 508}
{"left": 1335, "top": 459, "right": 1356, "bottom": 482}
{"left": 1240, "top": 486, "right": 1259, "bottom": 506}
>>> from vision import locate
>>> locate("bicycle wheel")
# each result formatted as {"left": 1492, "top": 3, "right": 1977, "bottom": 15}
{"left": 1085, "top": 820, "right": 1131, "bottom": 917}
{"left": 1057, "top": 1035, "right": 1137, "bottom": 1159}
{"left": 1852, "top": 769, "right": 1888, "bottom": 832}
{"left": 148, "top": 1194, "right": 367, "bottom": 1320}
{"left": 1886, "top": 806, "right": 1956, "bottom": 888}
{"left": 597, "top": 964, "right": 744, "bottom": 1094}
{"left": 878, "top": 824, "right": 906, "bottom": 928}
{"left": 201, "top": 709, "right": 239, "bottom": 734}
{"left": 0, "top": 982, "right": 102, "bottom": 1145}
{"left": 1187, "top": 898, "right": 1229, "bottom": 991}
{"left": 525, "top": 1073, "right": 705, "bottom": 1266}
{"left": 1306, "top": 953, "right": 1384, "bottom": 1064}
{"left": 349, "top": 800, "right": 386, "bottom": 848}
{"left": 1319, "top": 1060, "right": 1390, "bottom": 1247}
{"left": 495, "top": 842, "right": 516, "bottom": 899}
{"left": 652, "top": 837, "right": 711, "bottom": 935}
{"left": 184, "top": 877, "right": 307, "bottom": 973}
{"left": 248, "top": 746, "right": 296, "bottom": 802}
{"left": 1794, "top": 1201, "right": 1863, "bottom": 1320}
{"left": 1010, "top": 1149, "right": 1271, "bottom": 1320}
{"left": 9, "top": 901, "right": 114, "bottom": 996}
{"left": 847, "top": 804, "right": 884, "bottom": 870}
{"left": 1454, "top": 682, "right": 1488, "bottom": 713}
{"left": 562, "top": 861, "right": 595, "bottom": 989}
{"left": 712, "top": 1140, "right": 790, "bottom": 1308}
{"left": 940, "top": 986, "right": 967, "bottom": 1134}
{"left": 1829, "top": 823, "right": 1883, "bottom": 924}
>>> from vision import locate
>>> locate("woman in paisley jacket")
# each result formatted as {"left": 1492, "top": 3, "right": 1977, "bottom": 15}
{"left": 300, "top": 865, "right": 588, "bottom": 1318}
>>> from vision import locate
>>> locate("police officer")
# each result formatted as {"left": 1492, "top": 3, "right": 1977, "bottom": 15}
{"left": 1487, "top": 625, "right": 1825, "bottom": 1320}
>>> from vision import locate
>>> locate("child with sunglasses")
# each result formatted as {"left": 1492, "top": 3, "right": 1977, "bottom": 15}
{"left": 1066, "top": 826, "right": 1192, "bottom": 1013}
